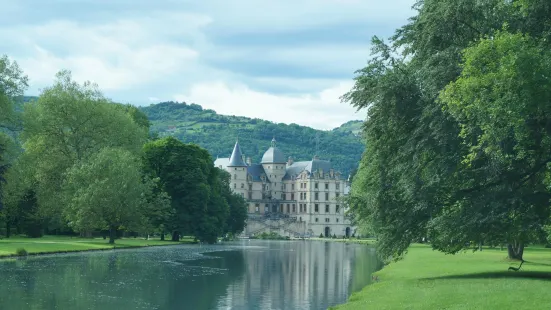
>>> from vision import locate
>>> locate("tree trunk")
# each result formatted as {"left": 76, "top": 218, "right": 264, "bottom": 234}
{"left": 6, "top": 222, "right": 10, "bottom": 238}
{"left": 171, "top": 231, "right": 180, "bottom": 242}
{"left": 160, "top": 232, "right": 165, "bottom": 241}
{"left": 109, "top": 226, "right": 116, "bottom": 244}
{"left": 507, "top": 242, "right": 524, "bottom": 260}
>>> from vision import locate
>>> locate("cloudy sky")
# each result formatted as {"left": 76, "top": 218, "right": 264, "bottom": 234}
{"left": 1, "top": 0, "right": 415, "bottom": 129}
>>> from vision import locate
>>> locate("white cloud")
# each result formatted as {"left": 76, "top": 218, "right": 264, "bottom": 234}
{"left": 174, "top": 81, "right": 363, "bottom": 130}
{"left": 1, "top": 13, "right": 205, "bottom": 91}
{"left": 192, "top": 0, "right": 415, "bottom": 34}
{"left": 0, "top": 0, "right": 413, "bottom": 128}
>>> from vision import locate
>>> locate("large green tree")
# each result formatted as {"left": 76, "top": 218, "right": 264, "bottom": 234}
{"left": 142, "top": 137, "right": 243, "bottom": 243}
{"left": 19, "top": 70, "right": 147, "bottom": 225}
{"left": 345, "top": 0, "right": 551, "bottom": 261}
{"left": 439, "top": 32, "right": 551, "bottom": 259}
{"left": 63, "top": 148, "right": 163, "bottom": 244}
{"left": 0, "top": 55, "right": 28, "bottom": 233}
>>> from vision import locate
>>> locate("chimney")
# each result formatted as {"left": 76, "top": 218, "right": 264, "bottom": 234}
{"left": 246, "top": 157, "right": 252, "bottom": 165}
{"left": 287, "top": 156, "right": 294, "bottom": 166}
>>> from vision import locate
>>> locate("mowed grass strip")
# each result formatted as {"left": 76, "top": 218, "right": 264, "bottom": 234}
{"left": 332, "top": 244, "right": 551, "bottom": 310}
{"left": 0, "top": 235, "right": 196, "bottom": 257}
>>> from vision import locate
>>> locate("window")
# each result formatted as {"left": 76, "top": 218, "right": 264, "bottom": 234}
{"left": 336, "top": 218, "right": 339, "bottom": 223}
{"left": 325, "top": 183, "right": 329, "bottom": 190}
{"left": 336, "top": 193, "right": 340, "bottom": 198}
{"left": 315, "top": 193, "right": 319, "bottom": 200}
{"left": 325, "top": 218, "right": 330, "bottom": 223}
{"left": 286, "top": 204, "right": 290, "bottom": 213}
{"left": 315, "top": 218, "right": 319, "bottom": 222}
{"left": 315, "top": 182, "right": 319, "bottom": 189}
{"left": 283, "top": 184, "right": 286, "bottom": 190}
{"left": 265, "top": 204, "right": 269, "bottom": 212}
{"left": 241, "top": 183, "right": 244, "bottom": 188}
{"left": 315, "top": 204, "right": 319, "bottom": 212}
{"left": 336, "top": 205, "right": 340, "bottom": 213}
{"left": 292, "top": 184, "right": 295, "bottom": 190}
{"left": 336, "top": 183, "right": 340, "bottom": 190}
{"left": 249, "top": 184, "right": 252, "bottom": 190}
{"left": 291, "top": 193, "right": 294, "bottom": 200}
{"left": 234, "top": 174, "right": 237, "bottom": 180}
{"left": 292, "top": 204, "right": 296, "bottom": 212}
{"left": 255, "top": 204, "right": 259, "bottom": 213}
{"left": 281, "top": 193, "right": 285, "bottom": 200}
{"left": 233, "top": 183, "right": 236, "bottom": 189}
{"left": 325, "top": 205, "right": 329, "bottom": 213}
{"left": 300, "top": 217, "right": 302, "bottom": 222}
{"left": 325, "top": 193, "right": 329, "bottom": 200}
{"left": 248, "top": 192, "right": 252, "bottom": 199}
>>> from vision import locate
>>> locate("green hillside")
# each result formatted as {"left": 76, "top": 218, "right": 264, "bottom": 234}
{"left": 333, "top": 120, "right": 363, "bottom": 136}
{"left": 140, "top": 101, "right": 364, "bottom": 176}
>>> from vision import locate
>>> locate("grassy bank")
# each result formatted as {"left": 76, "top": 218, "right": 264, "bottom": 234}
{"left": 0, "top": 235, "right": 196, "bottom": 258}
{"left": 332, "top": 244, "right": 551, "bottom": 310}
{"left": 309, "top": 238, "right": 376, "bottom": 245}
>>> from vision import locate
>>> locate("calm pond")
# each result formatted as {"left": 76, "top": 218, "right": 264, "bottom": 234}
{"left": 0, "top": 240, "right": 380, "bottom": 310}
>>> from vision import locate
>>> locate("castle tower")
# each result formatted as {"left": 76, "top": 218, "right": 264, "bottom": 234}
{"left": 227, "top": 139, "right": 248, "bottom": 198}
{"left": 261, "top": 138, "right": 287, "bottom": 203}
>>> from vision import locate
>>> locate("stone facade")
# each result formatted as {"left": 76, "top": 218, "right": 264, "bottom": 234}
{"left": 214, "top": 138, "right": 355, "bottom": 238}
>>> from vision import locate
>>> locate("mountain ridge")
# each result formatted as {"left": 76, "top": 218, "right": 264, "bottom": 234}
{"left": 141, "top": 101, "right": 364, "bottom": 175}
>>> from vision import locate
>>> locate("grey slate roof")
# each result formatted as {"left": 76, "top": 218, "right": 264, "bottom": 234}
{"left": 228, "top": 141, "right": 247, "bottom": 166}
{"left": 261, "top": 147, "right": 286, "bottom": 164}
{"left": 214, "top": 157, "right": 230, "bottom": 169}
{"left": 247, "top": 164, "right": 269, "bottom": 182}
{"left": 283, "top": 159, "right": 333, "bottom": 180}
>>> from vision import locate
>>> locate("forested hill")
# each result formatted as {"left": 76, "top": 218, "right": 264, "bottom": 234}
{"left": 140, "top": 101, "right": 364, "bottom": 176}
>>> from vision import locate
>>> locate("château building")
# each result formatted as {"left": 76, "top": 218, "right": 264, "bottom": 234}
{"left": 214, "top": 138, "right": 355, "bottom": 238}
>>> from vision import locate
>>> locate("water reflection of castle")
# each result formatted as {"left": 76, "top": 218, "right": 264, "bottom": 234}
{"left": 215, "top": 138, "right": 356, "bottom": 238}
{"left": 214, "top": 241, "right": 375, "bottom": 309}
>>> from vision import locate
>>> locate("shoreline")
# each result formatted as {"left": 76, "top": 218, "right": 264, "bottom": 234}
{"left": 0, "top": 236, "right": 197, "bottom": 259}
{"left": 0, "top": 243, "right": 197, "bottom": 260}
{"left": 331, "top": 244, "right": 551, "bottom": 309}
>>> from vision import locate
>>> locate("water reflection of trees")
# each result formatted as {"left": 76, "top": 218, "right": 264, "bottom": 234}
{"left": 0, "top": 242, "right": 379, "bottom": 310}
{"left": 0, "top": 248, "right": 246, "bottom": 310}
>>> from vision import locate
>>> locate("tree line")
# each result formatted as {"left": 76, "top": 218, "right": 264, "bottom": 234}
{"left": 345, "top": 0, "right": 551, "bottom": 261}
{"left": 0, "top": 62, "right": 247, "bottom": 244}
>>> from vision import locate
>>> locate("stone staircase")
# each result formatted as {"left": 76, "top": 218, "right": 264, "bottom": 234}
{"left": 246, "top": 213, "right": 305, "bottom": 237}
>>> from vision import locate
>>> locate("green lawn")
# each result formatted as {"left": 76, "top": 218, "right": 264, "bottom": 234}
{"left": 333, "top": 244, "right": 551, "bottom": 310}
{"left": 0, "top": 235, "right": 196, "bottom": 257}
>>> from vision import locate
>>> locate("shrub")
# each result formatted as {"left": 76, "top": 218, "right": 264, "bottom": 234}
{"left": 319, "top": 233, "right": 324, "bottom": 238}
{"left": 16, "top": 248, "right": 28, "bottom": 256}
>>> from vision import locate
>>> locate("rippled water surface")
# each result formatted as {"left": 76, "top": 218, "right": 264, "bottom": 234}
{"left": 0, "top": 240, "right": 380, "bottom": 310}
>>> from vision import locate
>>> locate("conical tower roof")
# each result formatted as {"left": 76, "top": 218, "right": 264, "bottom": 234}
{"left": 228, "top": 140, "right": 247, "bottom": 167}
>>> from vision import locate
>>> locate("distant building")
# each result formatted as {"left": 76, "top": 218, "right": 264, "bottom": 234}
{"left": 214, "top": 138, "right": 355, "bottom": 238}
